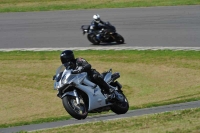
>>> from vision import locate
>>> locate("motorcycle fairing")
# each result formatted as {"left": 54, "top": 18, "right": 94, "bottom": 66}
{"left": 54, "top": 65, "right": 112, "bottom": 111}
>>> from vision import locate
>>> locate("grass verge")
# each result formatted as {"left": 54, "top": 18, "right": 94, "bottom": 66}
{"left": 26, "top": 108, "right": 200, "bottom": 133}
{"left": 0, "top": 50, "right": 200, "bottom": 128}
{"left": 0, "top": 0, "right": 200, "bottom": 13}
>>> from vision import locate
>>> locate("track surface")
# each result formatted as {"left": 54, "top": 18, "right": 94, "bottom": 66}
{"left": 1, "top": 101, "right": 200, "bottom": 133}
{"left": 0, "top": 6, "right": 200, "bottom": 49}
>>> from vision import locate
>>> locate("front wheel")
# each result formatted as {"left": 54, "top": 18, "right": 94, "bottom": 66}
{"left": 114, "top": 34, "right": 124, "bottom": 44}
{"left": 62, "top": 95, "right": 88, "bottom": 120}
{"left": 111, "top": 92, "right": 129, "bottom": 114}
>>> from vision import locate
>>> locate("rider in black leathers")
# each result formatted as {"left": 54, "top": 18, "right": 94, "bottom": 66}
{"left": 90, "top": 14, "right": 106, "bottom": 41}
{"left": 60, "top": 50, "right": 115, "bottom": 99}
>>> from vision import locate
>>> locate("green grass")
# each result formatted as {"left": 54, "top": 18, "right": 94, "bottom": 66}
{"left": 29, "top": 108, "right": 200, "bottom": 133}
{"left": 0, "top": 0, "right": 200, "bottom": 13}
{"left": 0, "top": 50, "right": 200, "bottom": 128}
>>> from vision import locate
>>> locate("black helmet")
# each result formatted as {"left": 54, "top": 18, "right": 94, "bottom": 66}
{"left": 60, "top": 50, "right": 75, "bottom": 64}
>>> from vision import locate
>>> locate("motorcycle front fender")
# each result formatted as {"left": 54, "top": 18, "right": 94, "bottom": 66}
{"left": 61, "top": 91, "right": 75, "bottom": 99}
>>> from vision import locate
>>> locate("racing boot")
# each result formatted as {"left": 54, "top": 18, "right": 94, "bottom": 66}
{"left": 105, "top": 86, "right": 117, "bottom": 103}
{"left": 96, "top": 34, "right": 101, "bottom": 41}
{"left": 96, "top": 29, "right": 104, "bottom": 41}
{"left": 107, "top": 86, "right": 125, "bottom": 103}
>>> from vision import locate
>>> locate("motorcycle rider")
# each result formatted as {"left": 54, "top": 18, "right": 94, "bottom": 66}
{"left": 60, "top": 50, "right": 115, "bottom": 100}
{"left": 90, "top": 14, "right": 106, "bottom": 41}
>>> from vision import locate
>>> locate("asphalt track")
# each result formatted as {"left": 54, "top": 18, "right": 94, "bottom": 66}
{"left": 0, "top": 5, "right": 200, "bottom": 49}
{"left": 0, "top": 5, "right": 200, "bottom": 133}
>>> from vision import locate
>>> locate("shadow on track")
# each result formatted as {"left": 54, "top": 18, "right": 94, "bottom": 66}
{"left": 89, "top": 42, "right": 126, "bottom": 46}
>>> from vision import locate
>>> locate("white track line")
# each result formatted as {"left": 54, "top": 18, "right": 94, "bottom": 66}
{"left": 0, "top": 47, "right": 200, "bottom": 51}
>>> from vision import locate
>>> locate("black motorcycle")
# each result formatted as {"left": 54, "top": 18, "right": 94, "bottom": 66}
{"left": 81, "top": 22, "right": 125, "bottom": 45}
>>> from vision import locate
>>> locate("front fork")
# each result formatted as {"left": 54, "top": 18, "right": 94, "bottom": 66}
{"left": 61, "top": 89, "right": 80, "bottom": 105}
{"left": 73, "top": 89, "right": 80, "bottom": 105}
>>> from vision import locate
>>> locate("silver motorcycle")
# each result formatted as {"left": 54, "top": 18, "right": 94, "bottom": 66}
{"left": 53, "top": 63, "right": 129, "bottom": 120}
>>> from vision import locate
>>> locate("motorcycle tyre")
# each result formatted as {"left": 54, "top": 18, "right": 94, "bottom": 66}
{"left": 114, "top": 34, "right": 124, "bottom": 44}
{"left": 62, "top": 95, "right": 88, "bottom": 120}
{"left": 110, "top": 93, "right": 129, "bottom": 114}
{"left": 87, "top": 34, "right": 95, "bottom": 44}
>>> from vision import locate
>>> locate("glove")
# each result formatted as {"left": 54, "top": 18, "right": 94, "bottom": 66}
{"left": 71, "top": 70, "right": 81, "bottom": 74}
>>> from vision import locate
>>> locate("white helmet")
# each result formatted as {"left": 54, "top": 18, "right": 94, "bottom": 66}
{"left": 93, "top": 14, "right": 100, "bottom": 23}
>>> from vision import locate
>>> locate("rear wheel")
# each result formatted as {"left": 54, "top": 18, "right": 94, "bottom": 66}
{"left": 87, "top": 34, "right": 94, "bottom": 44}
{"left": 62, "top": 95, "right": 88, "bottom": 120}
